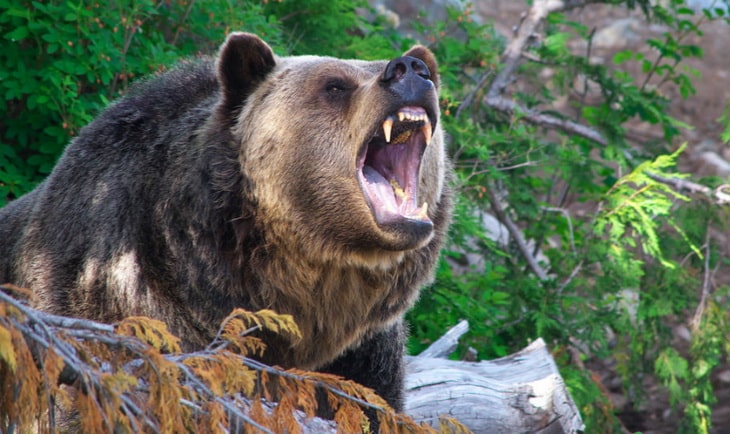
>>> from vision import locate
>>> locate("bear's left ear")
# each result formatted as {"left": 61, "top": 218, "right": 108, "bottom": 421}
{"left": 403, "top": 45, "right": 440, "bottom": 89}
{"left": 217, "top": 32, "right": 276, "bottom": 117}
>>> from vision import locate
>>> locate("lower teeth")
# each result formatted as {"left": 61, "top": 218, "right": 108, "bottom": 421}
{"left": 390, "top": 179, "right": 408, "bottom": 200}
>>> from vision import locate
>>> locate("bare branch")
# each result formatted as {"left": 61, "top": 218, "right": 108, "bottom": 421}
{"left": 455, "top": 71, "right": 493, "bottom": 119}
{"left": 557, "top": 261, "right": 584, "bottom": 296}
{"left": 484, "top": 182, "right": 550, "bottom": 281}
{"left": 416, "top": 320, "right": 469, "bottom": 359}
{"left": 483, "top": 0, "right": 609, "bottom": 147}
{"left": 488, "top": 0, "right": 601, "bottom": 101}
{"left": 647, "top": 172, "right": 730, "bottom": 205}
{"left": 690, "top": 229, "right": 712, "bottom": 332}
{"left": 646, "top": 172, "right": 712, "bottom": 195}
{"left": 485, "top": 95, "right": 609, "bottom": 145}
{"left": 541, "top": 206, "right": 577, "bottom": 253}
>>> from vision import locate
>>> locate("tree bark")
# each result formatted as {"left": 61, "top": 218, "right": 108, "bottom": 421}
{"left": 404, "top": 322, "right": 584, "bottom": 434}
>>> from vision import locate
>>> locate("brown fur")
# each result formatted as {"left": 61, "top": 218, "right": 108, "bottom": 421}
{"left": 0, "top": 33, "right": 453, "bottom": 409}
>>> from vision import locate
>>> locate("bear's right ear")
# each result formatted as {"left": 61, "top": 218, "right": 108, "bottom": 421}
{"left": 217, "top": 32, "right": 276, "bottom": 118}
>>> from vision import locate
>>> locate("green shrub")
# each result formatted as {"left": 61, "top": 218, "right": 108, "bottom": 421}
{"left": 0, "top": 0, "right": 281, "bottom": 204}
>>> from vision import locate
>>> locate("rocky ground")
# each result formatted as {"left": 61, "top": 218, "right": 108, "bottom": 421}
{"left": 374, "top": 0, "right": 730, "bottom": 432}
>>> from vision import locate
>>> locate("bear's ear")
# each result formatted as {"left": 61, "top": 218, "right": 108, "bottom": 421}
{"left": 217, "top": 32, "right": 276, "bottom": 117}
{"left": 403, "top": 45, "right": 440, "bottom": 89}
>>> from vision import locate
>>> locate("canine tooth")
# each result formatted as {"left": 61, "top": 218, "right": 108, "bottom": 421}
{"left": 390, "top": 179, "right": 408, "bottom": 200}
{"left": 417, "top": 202, "right": 429, "bottom": 219}
{"left": 422, "top": 122, "right": 432, "bottom": 145}
{"left": 383, "top": 117, "right": 393, "bottom": 143}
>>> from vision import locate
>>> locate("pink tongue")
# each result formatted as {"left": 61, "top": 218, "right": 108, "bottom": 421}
{"left": 362, "top": 166, "right": 398, "bottom": 210}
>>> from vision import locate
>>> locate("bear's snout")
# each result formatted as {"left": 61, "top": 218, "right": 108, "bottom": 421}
{"left": 380, "top": 55, "right": 435, "bottom": 107}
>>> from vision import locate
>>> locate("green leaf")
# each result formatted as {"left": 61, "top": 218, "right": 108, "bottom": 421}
{"left": 5, "top": 26, "right": 29, "bottom": 41}
{"left": 613, "top": 50, "right": 634, "bottom": 65}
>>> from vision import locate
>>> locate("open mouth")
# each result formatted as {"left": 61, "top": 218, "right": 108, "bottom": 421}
{"left": 357, "top": 106, "right": 433, "bottom": 226}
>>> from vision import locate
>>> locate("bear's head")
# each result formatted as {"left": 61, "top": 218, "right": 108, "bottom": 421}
{"left": 216, "top": 33, "right": 447, "bottom": 266}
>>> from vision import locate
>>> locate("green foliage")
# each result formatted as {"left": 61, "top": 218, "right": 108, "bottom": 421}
{"left": 2, "top": 0, "right": 730, "bottom": 432}
{"left": 595, "top": 146, "right": 696, "bottom": 269}
{"left": 719, "top": 101, "right": 730, "bottom": 144}
{"left": 403, "top": 1, "right": 730, "bottom": 432}
{"left": 0, "top": 0, "right": 281, "bottom": 206}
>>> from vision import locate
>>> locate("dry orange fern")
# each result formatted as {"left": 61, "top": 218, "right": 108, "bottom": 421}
{"left": 0, "top": 285, "right": 467, "bottom": 433}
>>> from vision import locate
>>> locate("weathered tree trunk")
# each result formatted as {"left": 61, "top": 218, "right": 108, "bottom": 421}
{"left": 404, "top": 321, "right": 584, "bottom": 434}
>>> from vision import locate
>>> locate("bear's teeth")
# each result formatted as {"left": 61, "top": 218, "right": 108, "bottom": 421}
{"left": 390, "top": 179, "right": 408, "bottom": 201}
{"left": 397, "top": 110, "right": 428, "bottom": 122}
{"left": 383, "top": 117, "right": 394, "bottom": 143}
{"left": 384, "top": 110, "right": 430, "bottom": 144}
{"left": 422, "top": 122, "right": 432, "bottom": 145}
{"left": 416, "top": 202, "right": 429, "bottom": 219}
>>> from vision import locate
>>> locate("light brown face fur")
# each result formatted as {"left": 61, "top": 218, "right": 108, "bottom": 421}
{"left": 209, "top": 34, "right": 452, "bottom": 369}
{"left": 235, "top": 52, "right": 447, "bottom": 270}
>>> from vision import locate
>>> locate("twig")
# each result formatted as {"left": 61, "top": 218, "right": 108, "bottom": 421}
{"left": 171, "top": 0, "right": 196, "bottom": 46}
{"left": 556, "top": 261, "right": 584, "bottom": 296}
{"left": 484, "top": 0, "right": 610, "bottom": 147}
{"left": 484, "top": 182, "right": 550, "bottom": 281}
{"left": 176, "top": 362, "right": 274, "bottom": 434}
{"left": 576, "top": 26, "right": 597, "bottom": 122}
{"left": 417, "top": 320, "right": 469, "bottom": 359}
{"left": 487, "top": 0, "right": 602, "bottom": 101}
{"left": 541, "top": 206, "right": 576, "bottom": 253}
{"left": 646, "top": 172, "right": 711, "bottom": 195}
{"left": 485, "top": 95, "right": 609, "bottom": 145}
{"left": 690, "top": 228, "right": 712, "bottom": 331}
{"left": 455, "top": 71, "right": 493, "bottom": 119}
{"left": 647, "top": 172, "right": 730, "bottom": 205}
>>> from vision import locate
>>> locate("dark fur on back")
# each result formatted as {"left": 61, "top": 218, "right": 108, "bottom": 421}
{"left": 0, "top": 33, "right": 453, "bottom": 412}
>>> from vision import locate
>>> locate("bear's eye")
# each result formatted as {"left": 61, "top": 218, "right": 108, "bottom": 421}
{"left": 325, "top": 79, "right": 354, "bottom": 96}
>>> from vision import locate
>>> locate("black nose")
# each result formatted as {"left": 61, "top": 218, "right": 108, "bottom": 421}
{"left": 382, "top": 56, "right": 431, "bottom": 82}
{"left": 380, "top": 56, "right": 434, "bottom": 104}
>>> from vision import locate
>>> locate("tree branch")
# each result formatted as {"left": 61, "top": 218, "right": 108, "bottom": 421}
{"left": 416, "top": 319, "right": 469, "bottom": 359}
{"left": 485, "top": 95, "right": 609, "bottom": 145}
{"left": 485, "top": 182, "right": 550, "bottom": 281}
{"left": 488, "top": 0, "right": 602, "bottom": 100}
{"left": 647, "top": 172, "right": 730, "bottom": 205}
{"left": 484, "top": 0, "right": 609, "bottom": 147}
{"left": 690, "top": 228, "right": 713, "bottom": 331}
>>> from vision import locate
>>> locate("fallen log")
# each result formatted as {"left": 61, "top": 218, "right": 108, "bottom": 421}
{"left": 405, "top": 321, "right": 584, "bottom": 434}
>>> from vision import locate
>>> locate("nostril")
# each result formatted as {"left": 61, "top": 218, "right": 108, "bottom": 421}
{"left": 382, "top": 56, "right": 431, "bottom": 83}
{"left": 392, "top": 62, "right": 407, "bottom": 81}
{"left": 383, "top": 59, "right": 407, "bottom": 82}
{"left": 412, "top": 60, "right": 430, "bottom": 80}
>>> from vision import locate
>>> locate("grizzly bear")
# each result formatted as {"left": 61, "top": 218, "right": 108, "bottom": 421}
{"left": 0, "top": 32, "right": 452, "bottom": 413}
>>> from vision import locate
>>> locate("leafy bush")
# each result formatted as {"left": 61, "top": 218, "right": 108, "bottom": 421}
{"left": 2, "top": 0, "right": 730, "bottom": 432}
{"left": 402, "top": 1, "right": 730, "bottom": 433}
{"left": 0, "top": 0, "right": 282, "bottom": 203}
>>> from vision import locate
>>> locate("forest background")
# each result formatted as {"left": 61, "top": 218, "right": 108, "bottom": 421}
{"left": 1, "top": 0, "right": 730, "bottom": 432}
